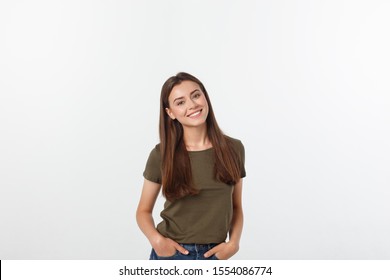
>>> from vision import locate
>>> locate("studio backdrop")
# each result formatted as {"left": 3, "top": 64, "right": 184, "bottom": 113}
{"left": 0, "top": 0, "right": 389, "bottom": 259}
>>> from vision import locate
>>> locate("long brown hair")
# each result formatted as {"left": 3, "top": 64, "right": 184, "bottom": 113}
{"left": 159, "top": 72, "right": 241, "bottom": 201}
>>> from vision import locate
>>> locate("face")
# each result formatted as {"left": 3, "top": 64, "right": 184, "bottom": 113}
{"left": 165, "top": 80, "right": 209, "bottom": 128}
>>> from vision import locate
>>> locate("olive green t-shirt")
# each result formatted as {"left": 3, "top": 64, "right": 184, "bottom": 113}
{"left": 143, "top": 137, "right": 246, "bottom": 244}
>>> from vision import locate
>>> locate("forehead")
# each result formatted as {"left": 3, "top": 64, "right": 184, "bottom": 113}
{"left": 169, "top": 80, "right": 201, "bottom": 99}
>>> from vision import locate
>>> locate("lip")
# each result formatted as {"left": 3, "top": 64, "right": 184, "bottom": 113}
{"left": 187, "top": 109, "right": 202, "bottom": 118}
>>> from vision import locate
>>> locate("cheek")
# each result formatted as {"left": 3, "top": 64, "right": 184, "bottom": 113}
{"left": 172, "top": 107, "right": 186, "bottom": 117}
{"left": 201, "top": 97, "right": 209, "bottom": 109}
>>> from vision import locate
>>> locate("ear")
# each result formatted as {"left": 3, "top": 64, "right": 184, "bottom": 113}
{"left": 165, "top": 107, "right": 176, "bottom": 120}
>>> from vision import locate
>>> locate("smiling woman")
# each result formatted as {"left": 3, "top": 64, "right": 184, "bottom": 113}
{"left": 165, "top": 81, "right": 209, "bottom": 132}
{"left": 136, "top": 72, "right": 246, "bottom": 260}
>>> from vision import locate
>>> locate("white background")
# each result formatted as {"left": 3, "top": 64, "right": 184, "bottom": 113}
{"left": 0, "top": 0, "right": 389, "bottom": 259}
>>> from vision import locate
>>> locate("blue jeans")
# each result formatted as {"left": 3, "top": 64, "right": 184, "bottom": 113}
{"left": 149, "top": 243, "right": 220, "bottom": 260}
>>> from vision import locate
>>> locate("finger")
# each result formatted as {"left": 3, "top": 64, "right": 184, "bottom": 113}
{"left": 203, "top": 248, "right": 217, "bottom": 258}
{"left": 164, "top": 238, "right": 188, "bottom": 255}
{"left": 174, "top": 243, "right": 189, "bottom": 255}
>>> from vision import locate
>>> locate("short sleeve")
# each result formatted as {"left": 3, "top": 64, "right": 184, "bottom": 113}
{"left": 143, "top": 145, "right": 162, "bottom": 184}
{"left": 237, "top": 140, "right": 246, "bottom": 178}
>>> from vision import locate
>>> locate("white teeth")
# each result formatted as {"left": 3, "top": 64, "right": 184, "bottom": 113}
{"left": 189, "top": 110, "right": 201, "bottom": 117}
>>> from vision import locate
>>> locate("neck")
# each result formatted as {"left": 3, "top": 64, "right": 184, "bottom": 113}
{"left": 183, "top": 124, "right": 211, "bottom": 151}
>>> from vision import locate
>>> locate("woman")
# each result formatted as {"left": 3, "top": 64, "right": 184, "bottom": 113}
{"left": 136, "top": 72, "right": 246, "bottom": 260}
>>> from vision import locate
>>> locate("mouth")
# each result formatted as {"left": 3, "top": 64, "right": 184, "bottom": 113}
{"left": 187, "top": 109, "right": 202, "bottom": 118}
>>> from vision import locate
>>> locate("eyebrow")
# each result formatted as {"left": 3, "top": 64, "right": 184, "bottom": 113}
{"left": 173, "top": 89, "right": 200, "bottom": 103}
{"left": 173, "top": 96, "right": 184, "bottom": 103}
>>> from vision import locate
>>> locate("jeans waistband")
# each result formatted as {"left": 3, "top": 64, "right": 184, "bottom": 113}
{"left": 179, "top": 243, "right": 219, "bottom": 250}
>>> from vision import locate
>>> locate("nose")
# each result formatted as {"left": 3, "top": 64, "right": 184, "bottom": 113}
{"left": 188, "top": 98, "right": 199, "bottom": 110}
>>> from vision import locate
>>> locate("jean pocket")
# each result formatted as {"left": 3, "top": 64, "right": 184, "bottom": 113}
{"left": 156, "top": 250, "right": 178, "bottom": 260}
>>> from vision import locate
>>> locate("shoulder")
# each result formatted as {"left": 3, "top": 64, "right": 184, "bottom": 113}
{"left": 153, "top": 143, "right": 161, "bottom": 153}
{"left": 144, "top": 144, "right": 162, "bottom": 183}
{"left": 146, "top": 143, "right": 162, "bottom": 161}
{"left": 224, "top": 135, "right": 245, "bottom": 152}
{"left": 224, "top": 135, "right": 246, "bottom": 177}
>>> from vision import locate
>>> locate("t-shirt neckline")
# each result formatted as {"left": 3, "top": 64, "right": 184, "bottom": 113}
{"left": 187, "top": 147, "right": 214, "bottom": 153}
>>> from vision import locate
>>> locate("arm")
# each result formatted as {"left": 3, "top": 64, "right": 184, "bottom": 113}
{"left": 204, "top": 178, "right": 244, "bottom": 259}
{"left": 136, "top": 178, "right": 188, "bottom": 257}
{"left": 227, "top": 178, "right": 244, "bottom": 250}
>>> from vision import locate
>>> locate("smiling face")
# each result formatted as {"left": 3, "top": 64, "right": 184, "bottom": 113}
{"left": 165, "top": 80, "right": 209, "bottom": 129}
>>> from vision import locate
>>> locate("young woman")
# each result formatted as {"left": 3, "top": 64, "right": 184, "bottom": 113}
{"left": 136, "top": 72, "right": 246, "bottom": 260}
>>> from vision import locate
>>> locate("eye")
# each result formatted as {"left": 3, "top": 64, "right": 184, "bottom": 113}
{"left": 193, "top": 92, "right": 201, "bottom": 99}
{"left": 177, "top": 100, "right": 185, "bottom": 106}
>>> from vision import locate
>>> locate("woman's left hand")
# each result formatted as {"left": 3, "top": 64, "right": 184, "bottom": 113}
{"left": 204, "top": 241, "right": 239, "bottom": 260}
